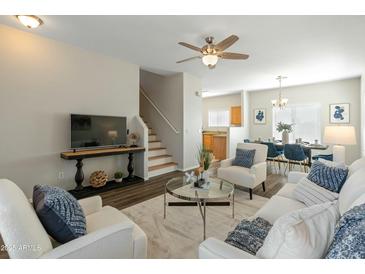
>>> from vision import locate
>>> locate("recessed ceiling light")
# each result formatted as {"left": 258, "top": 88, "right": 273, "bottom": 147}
{"left": 16, "top": 15, "right": 43, "bottom": 29}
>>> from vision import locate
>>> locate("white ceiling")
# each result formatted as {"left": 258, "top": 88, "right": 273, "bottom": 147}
{"left": 1, "top": 15, "right": 365, "bottom": 96}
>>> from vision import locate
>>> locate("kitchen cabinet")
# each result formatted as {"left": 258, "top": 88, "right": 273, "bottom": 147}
{"left": 231, "top": 106, "right": 241, "bottom": 126}
{"left": 203, "top": 132, "right": 227, "bottom": 160}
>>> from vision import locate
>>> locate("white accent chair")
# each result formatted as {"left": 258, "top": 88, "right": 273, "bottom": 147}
{"left": 0, "top": 179, "right": 147, "bottom": 259}
{"left": 217, "top": 143, "right": 268, "bottom": 200}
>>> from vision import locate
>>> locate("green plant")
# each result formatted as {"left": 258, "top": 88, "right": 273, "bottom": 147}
{"left": 276, "top": 122, "right": 294, "bottom": 133}
{"left": 196, "top": 145, "right": 213, "bottom": 171}
{"left": 114, "top": 171, "right": 124, "bottom": 179}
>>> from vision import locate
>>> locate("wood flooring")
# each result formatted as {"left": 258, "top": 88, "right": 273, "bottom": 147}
{"left": 0, "top": 171, "right": 286, "bottom": 259}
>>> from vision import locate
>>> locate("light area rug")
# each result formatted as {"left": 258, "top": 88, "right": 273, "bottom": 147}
{"left": 122, "top": 190, "right": 269, "bottom": 258}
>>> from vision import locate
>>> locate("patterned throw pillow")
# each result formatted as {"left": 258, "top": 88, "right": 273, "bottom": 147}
{"left": 232, "top": 148, "right": 256, "bottom": 168}
{"left": 293, "top": 177, "right": 339, "bottom": 206}
{"left": 307, "top": 160, "right": 348, "bottom": 193}
{"left": 326, "top": 203, "right": 365, "bottom": 259}
{"left": 33, "top": 185, "right": 86, "bottom": 243}
{"left": 225, "top": 217, "right": 272, "bottom": 255}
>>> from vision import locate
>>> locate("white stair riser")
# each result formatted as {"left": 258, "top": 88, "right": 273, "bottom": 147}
{"left": 148, "top": 135, "right": 157, "bottom": 142}
{"left": 148, "top": 156, "right": 173, "bottom": 167}
{"left": 148, "top": 149, "right": 167, "bottom": 157}
{"left": 149, "top": 142, "right": 162, "bottom": 149}
{"left": 149, "top": 165, "right": 177, "bottom": 177}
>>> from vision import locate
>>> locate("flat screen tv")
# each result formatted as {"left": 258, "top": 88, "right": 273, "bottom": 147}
{"left": 71, "top": 114, "right": 127, "bottom": 149}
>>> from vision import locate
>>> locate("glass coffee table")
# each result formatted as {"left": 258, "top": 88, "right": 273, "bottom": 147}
{"left": 164, "top": 176, "right": 234, "bottom": 240}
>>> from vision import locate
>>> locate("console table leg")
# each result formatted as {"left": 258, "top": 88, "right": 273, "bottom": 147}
{"left": 75, "top": 158, "right": 84, "bottom": 191}
{"left": 127, "top": 152, "right": 134, "bottom": 180}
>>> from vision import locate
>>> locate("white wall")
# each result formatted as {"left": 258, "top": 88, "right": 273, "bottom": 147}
{"left": 202, "top": 93, "right": 241, "bottom": 131}
{"left": 140, "top": 70, "right": 184, "bottom": 168}
{"left": 361, "top": 75, "right": 365, "bottom": 157}
{"left": 183, "top": 73, "right": 202, "bottom": 170}
{"left": 0, "top": 25, "right": 141, "bottom": 197}
{"left": 249, "top": 78, "right": 361, "bottom": 164}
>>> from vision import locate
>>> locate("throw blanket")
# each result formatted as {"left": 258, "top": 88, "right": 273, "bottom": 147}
{"left": 225, "top": 217, "right": 272, "bottom": 255}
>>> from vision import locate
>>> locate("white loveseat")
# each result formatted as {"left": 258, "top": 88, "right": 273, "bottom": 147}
{"left": 199, "top": 157, "right": 365, "bottom": 259}
{"left": 218, "top": 143, "right": 268, "bottom": 200}
{"left": 0, "top": 179, "right": 147, "bottom": 259}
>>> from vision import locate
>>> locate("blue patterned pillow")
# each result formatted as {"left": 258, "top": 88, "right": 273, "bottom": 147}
{"left": 225, "top": 217, "right": 272, "bottom": 255}
{"left": 232, "top": 148, "right": 256, "bottom": 168}
{"left": 33, "top": 185, "right": 86, "bottom": 243}
{"left": 326, "top": 203, "right": 365, "bottom": 259}
{"left": 307, "top": 161, "right": 348, "bottom": 193}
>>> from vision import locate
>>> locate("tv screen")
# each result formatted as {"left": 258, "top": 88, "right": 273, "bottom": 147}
{"left": 71, "top": 114, "right": 127, "bottom": 149}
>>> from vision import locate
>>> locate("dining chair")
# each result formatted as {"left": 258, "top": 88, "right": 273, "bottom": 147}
{"left": 283, "top": 144, "right": 309, "bottom": 173}
{"left": 262, "top": 142, "right": 284, "bottom": 173}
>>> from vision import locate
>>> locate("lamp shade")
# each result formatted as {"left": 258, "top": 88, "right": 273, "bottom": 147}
{"left": 323, "top": 126, "right": 356, "bottom": 145}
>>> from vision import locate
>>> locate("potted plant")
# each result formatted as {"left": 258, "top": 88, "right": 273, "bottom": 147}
{"left": 276, "top": 122, "right": 294, "bottom": 145}
{"left": 195, "top": 145, "right": 213, "bottom": 186}
{"left": 114, "top": 171, "right": 124, "bottom": 183}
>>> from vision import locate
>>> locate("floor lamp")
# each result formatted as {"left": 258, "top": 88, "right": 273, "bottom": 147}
{"left": 323, "top": 126, "right": 356, "bottom": 163}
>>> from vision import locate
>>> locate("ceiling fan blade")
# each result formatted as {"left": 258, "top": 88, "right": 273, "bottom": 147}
{"left": 215, "top": 35, "right": 239, "bottom": 51}
{"left": 176, "top": 56, "right": 201, "bottom": 63}
{"left": 178, "top": 42, "right": 202, "bottom": 52}
{"left": 220, "top": 52, "right": 249, "bottom": 60}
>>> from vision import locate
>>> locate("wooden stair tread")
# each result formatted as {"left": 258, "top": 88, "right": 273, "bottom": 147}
{"left": 149, "top": 140, "right": 161, "bottom": 143}
{"left": 149, "top": 162, "right": 177, "bottom": 171}
{"left": 149, "top": 147, "right": 166, "bottom": 151}
{"left": 148, "top": 154, "right": 172, "bottom": 160}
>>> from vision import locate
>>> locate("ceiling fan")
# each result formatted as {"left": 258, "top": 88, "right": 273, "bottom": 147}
{"left": 176, "top": 35, "right": 249, "bottom": 69}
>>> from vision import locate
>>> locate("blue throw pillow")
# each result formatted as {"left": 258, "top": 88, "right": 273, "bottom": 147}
{"left": 326, "top": 203, "right": 365, "bottom": 259}
{"left": 307, "top": 160, "right": 348, "bottom": 193}
{"left": 232, "top": 148, "right": 256, "bottom": 168}
{"left": 33, "top": 185, "right": 86, "bottom": 244}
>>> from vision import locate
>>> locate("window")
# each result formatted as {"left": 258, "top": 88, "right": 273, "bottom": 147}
{"left": 272, "top": 104, "right": 321, "bottom": 143}
{"left": 208, "top": 110, "right": 229, "bottom": 127}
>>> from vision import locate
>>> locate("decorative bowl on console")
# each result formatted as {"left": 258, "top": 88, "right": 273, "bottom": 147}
{"left": 89, "top": 170, "right": 108, "bottom": 188}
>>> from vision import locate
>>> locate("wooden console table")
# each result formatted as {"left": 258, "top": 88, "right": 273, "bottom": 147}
{"left": 60, "top": 147, "right": 145, "bottom": 192}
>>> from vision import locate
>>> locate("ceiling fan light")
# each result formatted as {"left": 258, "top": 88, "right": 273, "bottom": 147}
{"left": 202, "top": 54, "right": 218, "bottom": 66}
{"left": 16, "top": 15, "right": 43, "bottom": 29}
{"left": 271, "top": 100, "right": 277, "bottom": 107}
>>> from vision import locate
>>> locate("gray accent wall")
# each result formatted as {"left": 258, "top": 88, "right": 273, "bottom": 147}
{"left": 0, "top": 25, "right": 140, "bottom": 197}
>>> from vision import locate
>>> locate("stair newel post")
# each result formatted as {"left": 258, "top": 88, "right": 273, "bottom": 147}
{"left": 75, "top": 158, "right": 84, "bottom": 191}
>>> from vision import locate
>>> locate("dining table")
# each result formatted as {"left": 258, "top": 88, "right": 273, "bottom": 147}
{"left": 273, "top": 142, "right": 329, "bottom": 166}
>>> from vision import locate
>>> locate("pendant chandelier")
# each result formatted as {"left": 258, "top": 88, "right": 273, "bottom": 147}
{"left": 271, "top": 76, "right": 288, "bottom": 109}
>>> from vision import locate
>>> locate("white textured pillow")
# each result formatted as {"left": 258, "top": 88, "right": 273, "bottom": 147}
{"left": 318, "top": 158, "right": 346, "bottom": 169}
{"left": 256, "top": 201, "right": 340, "bottom": 259}
{"left": 348, "top": 157, "right": 365, "bottom": 177}
{"left": 293, "top": 177, "right": 339, "bottom": 206}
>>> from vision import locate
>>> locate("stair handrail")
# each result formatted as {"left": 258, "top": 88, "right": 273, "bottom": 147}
{"left": 140, "top": 87, "right": 180, "bottom": 134}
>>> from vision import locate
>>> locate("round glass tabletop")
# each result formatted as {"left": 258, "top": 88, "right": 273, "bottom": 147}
{"left": 165, "top": 176, "right": 234, "bottom": 202}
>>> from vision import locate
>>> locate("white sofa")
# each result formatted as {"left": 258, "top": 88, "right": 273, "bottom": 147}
{"left": 0, "top": 179, "right": 147, "bottom": 259}
{"left": 199, "top": 157, "right": 365, "bottom": 259}
{"left": 218, "top": 143, "right": 268, "bottom": 200}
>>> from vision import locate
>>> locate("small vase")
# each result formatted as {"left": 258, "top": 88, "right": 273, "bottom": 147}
{"left": 282, "top": 131, "right": 289, "bottom": 145}
{"left": 115, "top": 178, "right": 123, "bottom": 183}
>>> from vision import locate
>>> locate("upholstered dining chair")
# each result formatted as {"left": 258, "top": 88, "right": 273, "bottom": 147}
{"left": 262, "top": 142, "right": 284, "bottom": 173}
{"left": 217, "top": 143, "right": 268, "bottom": 200}
{"left": 283, "top": 144, "right": 309, "bottom": 173}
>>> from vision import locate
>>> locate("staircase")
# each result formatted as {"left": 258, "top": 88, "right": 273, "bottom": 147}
{"left": 144, "top": 120, "right": 178, "bottom": 178}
